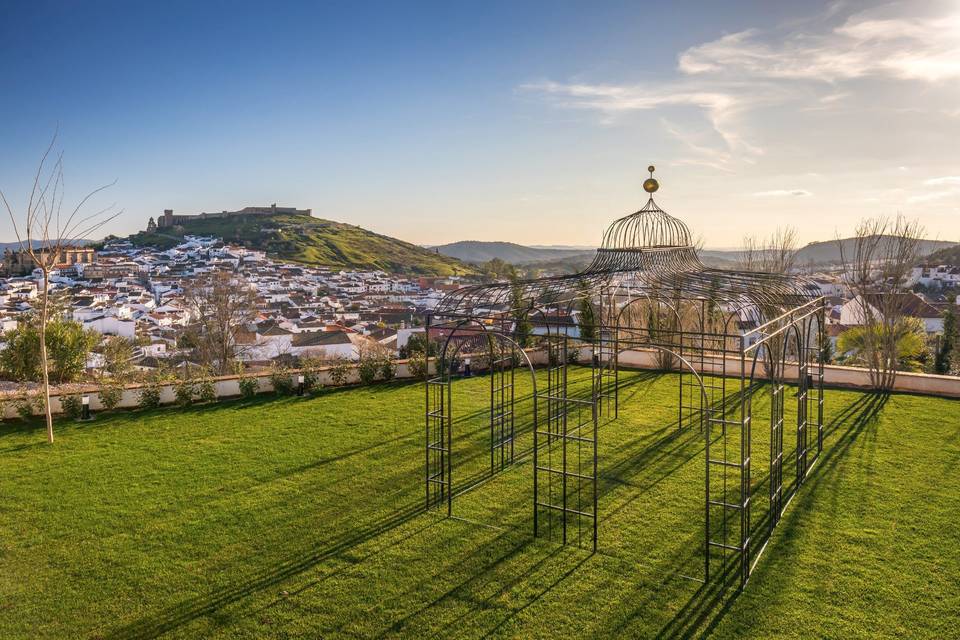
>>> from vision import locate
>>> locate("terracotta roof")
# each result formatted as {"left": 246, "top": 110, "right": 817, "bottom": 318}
{"left": 862, "top": 293, "right": 942, "bottom": 319}
{"left": 257, "top": 321, "right": 292, "bottom": 336}
{"left": 292, "top": 331, "right": 352, "bottom": 347}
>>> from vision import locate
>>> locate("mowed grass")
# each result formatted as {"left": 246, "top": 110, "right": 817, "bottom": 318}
{"left": 1, "top": 369, "right": 958, "bottom": 639}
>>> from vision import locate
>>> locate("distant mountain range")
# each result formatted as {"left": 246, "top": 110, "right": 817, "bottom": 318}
{"left": 431, "top": 241, "right": 595, "bottom": 265}
{"left": 792, "top": 236, "right": 956, "bottom": 266}
{"left": 126, "top": 214, "right": 476, "bottom": 276}
{"left": 434, "top": 237, "right": 959, "bottom": 269}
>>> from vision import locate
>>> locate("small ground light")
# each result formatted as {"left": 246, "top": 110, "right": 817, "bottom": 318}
{"left": 81, "top": 395, "right": 92, "bottom": 421}
{"left": 463, "top": 358, "right": 471, "bottom": 377}
{"left": 297, "top": 374, "right": 305, "bottom": 396}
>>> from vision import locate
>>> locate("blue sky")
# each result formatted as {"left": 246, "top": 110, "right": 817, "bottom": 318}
{"left": 1, "top": 1, "right": 959, "bottom": 247}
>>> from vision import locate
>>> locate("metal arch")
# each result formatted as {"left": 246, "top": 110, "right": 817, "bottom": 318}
{"left": 428, "top": 316, "right": 491, "bottom": 516}
{"left": 614, "top": 289, "right": 685, "bottom": 332}
{"left": 619, "top": 345, "right": 711, "bottom": 407}
{"left": 433, "top": 315, "right": 539, "bottom": 397}
{"left": 427, "top": 317, "right": 540, "bottom": 516}
{"left": 435, "top": 318, "right": 489, "bottom": 375}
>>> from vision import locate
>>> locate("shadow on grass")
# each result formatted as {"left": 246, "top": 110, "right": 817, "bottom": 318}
{"left": 0, "top": 381, "right": 417, "bottom": 448}
{"left": 103, "top": 499, "right": 430, "bottom": 640}
{"left": 0, "top": 392, "right": 293, "bottom": 446}
{"left": 647, "top": 391, "right": 890, "bottom": 639}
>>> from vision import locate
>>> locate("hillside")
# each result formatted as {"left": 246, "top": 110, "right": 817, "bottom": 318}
{"left": 129, "top": 213, "right": 475, "bottom": 276}
{"left": 923, "top": 243, "right": 960, "bottom": 266}
{"left": 793, "top": 236, "right": 956, "bottom": 266}
{"left": 434, "top": 240, "right": 594, "bottom": 265}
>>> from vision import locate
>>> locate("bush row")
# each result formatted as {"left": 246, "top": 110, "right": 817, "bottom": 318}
{"left": 0, "top": 354, "right": 405, "bottom": 422}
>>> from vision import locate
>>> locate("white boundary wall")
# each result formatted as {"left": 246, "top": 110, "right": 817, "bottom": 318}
{"left": 612, "top": 348, "right": 960, "bottom": 399}
{"left": 3, "top": 346, "right": 957, "bottom": 420}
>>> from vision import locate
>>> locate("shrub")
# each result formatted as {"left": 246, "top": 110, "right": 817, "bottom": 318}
{"left": 270, "top": 365, "right": 295, "bottom": 395}
{"left": 174, "top": 378, "right": 196, "bottom": 407}
{"left": 300, "top": 356, "right": 323, "bottom": 392}
{"left": 380, "top": 358, "right": 396, "bottom": 381}
{"left": 439, "top": 354, "right": 461, "bottom": 377}
{"left": 547, "top": 345, "right": 560, "bottom": 367}
{"left": 327, "top": 357, "right": 351, "bottom": 386}
{"left": 197, "top": 377, "right": 217, "bottom": 404}
{"left": 61, "top": 394, "right": 83, "bottom": 420}
{"left": 357, "top": 357, "right": 379, "bottom": 385}
{"left": 470, "top": 354, "right": 489, "bottom": 373}
{"left": 0, "top": 319, "right": 98, "bottom": 384}
{"left": 408, "top": 352, "right": 427, "bottom": 379}
{"left": 567, "top": 345, "right": 581, "bottom": 365}
{"left": 138, "top": 382, "right": 162, "bottom": 410}
{"left": 98, "top": 381, "right": 123, "bottom": 412}
{"left": 238, "top": 375, "right": 259, "bottom": 399}
{"left": 15, "top": 391, "right": 39, "bottom": 421}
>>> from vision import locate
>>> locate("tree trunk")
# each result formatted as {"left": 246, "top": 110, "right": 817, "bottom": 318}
{"left": 39, "top": 270, "right": 54, "bottom": 443}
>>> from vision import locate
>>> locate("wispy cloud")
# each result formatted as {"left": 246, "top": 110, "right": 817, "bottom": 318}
{"left": 924, "top": 176, "right": 960, "bottom": 186}
{"left": 752, "top": 189, "right": 813, "bottom": 197}
{"left": 658, "top": 116, "right": 736, "bottom": 171}
{"left": 679, "top": 11, "right": 960, "bottom": 82}
{"left": 521, "top": 3, "right": 960, "bottom": 171}
{"left": 520, "top": 80, "right": 770, "bottom": 163}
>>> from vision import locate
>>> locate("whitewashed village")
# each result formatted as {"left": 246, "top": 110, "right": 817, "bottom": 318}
{"left": 0, "top": 235, "right": 457, "bottom": 385}
{"left": 1, "top": 208, "right": 958, "bottom": 398}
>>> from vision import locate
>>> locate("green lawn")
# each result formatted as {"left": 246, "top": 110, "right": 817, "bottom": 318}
{"left": 1, "top": 370, "right": 958, "bottom": 639}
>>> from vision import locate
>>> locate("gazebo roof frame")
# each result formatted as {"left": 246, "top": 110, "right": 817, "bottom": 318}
{"left": 434, "top": 169, "right": 818, "bottom": 342}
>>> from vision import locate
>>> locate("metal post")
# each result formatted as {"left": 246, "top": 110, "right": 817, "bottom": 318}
{"left": 592, "top": 395, "right": 598, "bottom": 552}
{"left": 447, "top": 366, "right": 452, "bottom": 517}
{"left": 425, "top": 314, "right": 431, "bottom": 511}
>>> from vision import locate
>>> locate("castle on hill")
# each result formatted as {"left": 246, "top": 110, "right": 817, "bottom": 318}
{"left": 146, "top": 204, "right": 311, "bottom": 232}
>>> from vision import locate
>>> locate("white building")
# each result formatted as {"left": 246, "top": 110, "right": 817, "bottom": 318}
{"left": 840, "top": 293, "right": 944, "bottom": 334}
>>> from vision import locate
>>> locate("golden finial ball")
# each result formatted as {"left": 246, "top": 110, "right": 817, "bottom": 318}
{"left": 643, "top": 165, "right": 658, "bottom": 192}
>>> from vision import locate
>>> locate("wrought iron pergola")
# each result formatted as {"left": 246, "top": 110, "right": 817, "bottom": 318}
{"left": 424, "top": 167, "right": 826, "bottom": 589}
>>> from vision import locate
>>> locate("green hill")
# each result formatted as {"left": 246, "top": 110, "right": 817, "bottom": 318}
{"left": 923, "top": 243, "right": 960, "bottom": 266}
{"left": 129, "top": 213, "right": 475, "bottom": 276}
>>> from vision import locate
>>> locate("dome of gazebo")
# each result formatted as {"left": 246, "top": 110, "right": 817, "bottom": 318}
{"left": 599, "top": 197, "right": 693, "bottom": 251}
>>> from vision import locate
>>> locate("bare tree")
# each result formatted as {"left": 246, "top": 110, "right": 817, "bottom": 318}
{"left": 737, "top": 227, "right": 800, "bottom": 379}
{"left": 182, "top": 270, "right": 258, "bottom": 374}
{"left": 838, "top": 215, "right": 925, "bottom": 390}
{"left": 738, "top": 226, "right": 799, "bottom": 273}
{"left": 0, "top": 132, "right": 118, "bottom": 443}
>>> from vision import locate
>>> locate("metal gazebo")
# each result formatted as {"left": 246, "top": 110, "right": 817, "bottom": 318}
{"left": 424, "top": 167, "right": 826, "bottom": 588}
